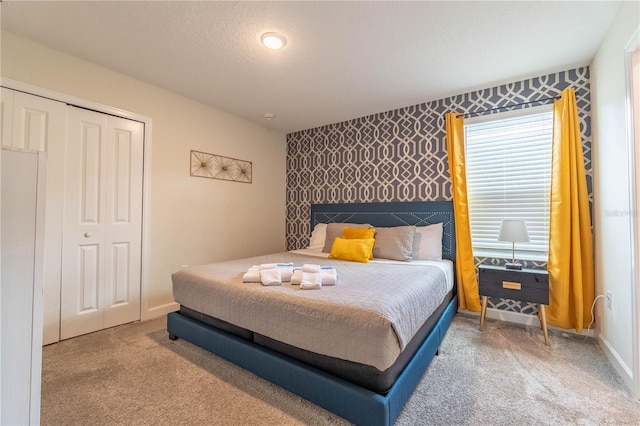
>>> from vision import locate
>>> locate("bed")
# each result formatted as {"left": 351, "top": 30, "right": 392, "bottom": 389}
{"left": 167, "top": 201, "right": 457, "bottom": 426}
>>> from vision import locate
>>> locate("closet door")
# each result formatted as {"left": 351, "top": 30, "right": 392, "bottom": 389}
{"left": 103, "top": 114, "right": 144, "bottom": 329}
{"left": 1, "top": 150, "right": 45, "bottom": 425}
{"left": 1, "top": 89, "right": 68, "bottom": 345}
{"left": 60, "top": 107, "right": 143, "bottom": 339}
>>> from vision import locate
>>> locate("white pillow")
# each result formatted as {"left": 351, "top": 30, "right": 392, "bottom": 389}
{"left": 412, "top": 223, "right": 443, "bottom": 260}
{"left": 307, "top": 223, "right": 327, "bottom": 250}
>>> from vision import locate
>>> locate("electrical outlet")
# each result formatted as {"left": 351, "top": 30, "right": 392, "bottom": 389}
{"left": 606, "top": 291, "right": 612, "bottom": 309}
{"left": 181, "top": 264, "right": 189, "bottom": 269}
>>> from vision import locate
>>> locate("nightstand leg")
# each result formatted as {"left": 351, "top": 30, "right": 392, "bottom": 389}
{"left": 539, "top": 304, "right": 550, "bottom": 346}
{"left": 479, "top": 296, "right": 488, "bottom": 331}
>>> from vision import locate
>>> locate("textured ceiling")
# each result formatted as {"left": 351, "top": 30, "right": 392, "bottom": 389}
{"left": 0, "top": 1, "right": 622, "bottom": 133}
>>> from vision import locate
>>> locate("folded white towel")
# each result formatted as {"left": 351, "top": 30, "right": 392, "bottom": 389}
{"left": 320, "top": 266, "right": 338, "bottom": 286}
{"left": 300, "top": 271, "right": 322, "bottom": 290}
{"left": 242, "top": 265, "right": 261, "bottom": 283}
{"left": 290, "top": 268, "right": 303, "bottom": 285}
{"left": 293, "top": 266, "right": 337, "bottom": 286}
{"left": 277, "top": 263, "right": 294, "bottom": 282}
{"left": 260, "top": 263, "right": 278, "bottom": 270}
{"left": 302, "top": 263, "right": 321, "bottom": 273}
{"left": 260, "top": 268, "right": 281, "bottom": 286}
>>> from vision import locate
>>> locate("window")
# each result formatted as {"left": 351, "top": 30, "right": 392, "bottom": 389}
{"left": 465, "top": 106, "right": 553, "bottom": 261}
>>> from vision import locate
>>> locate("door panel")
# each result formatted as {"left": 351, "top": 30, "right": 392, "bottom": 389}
{"left": 113, "top": 129, "right": 132, "bottom": 222}
{"left": 81, "top": 123, "right": 103, "bottom": 224}
{"left": 61, "top": 108, "right": 107, "bottom": 339}
{"left": 104, "top": 116, "right": 143, "bottom": 328}
{"left": 1, "top": 88, "right": 14, "bottom": 147}
{"left": 112, "top": 243, "right": 130, "bottom": 305}
{"left": 11, "top": 92, "right": 59, "bottom": 152}
{"left": 61, "top": 107, "right": 143, "bottom": 339}
{"left": 79, "top": 244, "right": 100, "bottom": 312}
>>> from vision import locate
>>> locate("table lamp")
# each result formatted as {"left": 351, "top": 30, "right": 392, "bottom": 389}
{"left": 498, "top": 219, "right": 529, "bottom": 270}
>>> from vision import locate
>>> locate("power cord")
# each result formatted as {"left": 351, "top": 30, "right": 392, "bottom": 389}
{"left": 585, "top": 294, "right": 607, "bottom": 339}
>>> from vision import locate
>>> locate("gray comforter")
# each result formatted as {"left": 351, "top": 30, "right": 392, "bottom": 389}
{"left": 172, "top": 252, "right": 450, "bottom": 371}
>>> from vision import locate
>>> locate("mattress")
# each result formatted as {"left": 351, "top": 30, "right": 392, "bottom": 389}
{"left": 179, "top": 288, "right": 454, "bottom": 393}
{"left": 172, "top": 251, "right": 453, "bottom": 372}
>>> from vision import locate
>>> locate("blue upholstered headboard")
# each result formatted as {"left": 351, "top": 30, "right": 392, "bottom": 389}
{"left": 310, "top": 201, "right": 456, "bottom": 262}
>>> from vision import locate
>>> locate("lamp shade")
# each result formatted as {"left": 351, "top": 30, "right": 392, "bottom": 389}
{"left": 498, "top": 219, "right": 530, "bottom": 242}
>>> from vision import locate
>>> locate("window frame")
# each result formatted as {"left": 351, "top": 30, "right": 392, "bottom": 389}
{"left": 464, "top": 104, "right": 553, "bottom": 262}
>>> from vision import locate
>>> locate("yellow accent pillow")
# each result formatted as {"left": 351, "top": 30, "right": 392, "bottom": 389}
{"left": 328, "top": 237, "right": 375, "bottom": 263}
{"left": 342, "top": 227, "right": 376, "bottom": 240}
{"left": 342, "top": 228, "right": 376, "bottom": 259}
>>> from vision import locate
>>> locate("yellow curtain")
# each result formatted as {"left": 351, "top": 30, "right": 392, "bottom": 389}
{"left": 547, "top": 87, "right": 595, "bottom": 332}
{"left": 446, "top": 112, "right": 481, "bottom": 312}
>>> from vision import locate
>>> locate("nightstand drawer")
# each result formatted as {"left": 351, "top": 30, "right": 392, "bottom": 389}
{"left": 478, "top": 265, "right": 549, "bottom": 305}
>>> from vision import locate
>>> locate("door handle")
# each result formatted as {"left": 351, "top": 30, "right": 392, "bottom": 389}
{"left": 84, "top": 232, "right": 92, "bottom": 238}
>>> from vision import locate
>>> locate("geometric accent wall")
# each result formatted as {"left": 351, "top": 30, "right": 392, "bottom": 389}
{"left": 286, "top": 67, "right": 592, "bottom": 315}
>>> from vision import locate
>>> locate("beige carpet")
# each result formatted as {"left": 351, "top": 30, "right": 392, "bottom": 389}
{"left": 41, "top": 315, "right": 640, "bottom": 425}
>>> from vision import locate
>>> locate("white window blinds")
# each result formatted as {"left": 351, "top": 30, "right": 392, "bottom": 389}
{"left": 464, "top": 106, "right": 553, "bottom": 261}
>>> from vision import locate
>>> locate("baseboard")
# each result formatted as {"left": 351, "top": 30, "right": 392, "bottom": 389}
{"left": 460, "top": 308, "right": 598, "bottom": 338}
{"left": 143, "top": 301, "right": 179, "bottom": 320}
{"left": 599, "top": 336, "right": 634, "bottom": 394}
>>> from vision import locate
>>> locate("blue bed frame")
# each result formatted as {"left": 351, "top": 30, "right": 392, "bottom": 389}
{"left": 167, "top": 201, "right": 457, "bottom": 426}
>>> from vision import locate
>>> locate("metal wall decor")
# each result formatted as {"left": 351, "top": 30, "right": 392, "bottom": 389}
{"left": 190, "top": 150, "right": 252, "bottom": 183}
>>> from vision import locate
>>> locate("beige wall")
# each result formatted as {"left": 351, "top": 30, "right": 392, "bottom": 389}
{"left": 1, "top": 31, "right": 287, "bottom": 316}
{"left": 591, "top": 1, "right": 639, "bottom": 393}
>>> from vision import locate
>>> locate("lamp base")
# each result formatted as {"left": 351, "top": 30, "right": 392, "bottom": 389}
{"left": 505, "top": 262, "right": 523, "bottom": 270}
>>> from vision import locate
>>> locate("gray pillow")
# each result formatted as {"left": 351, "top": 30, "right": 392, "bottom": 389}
{"left": 373, "top": 226, "right": 416, "bottom": 261}
{"left": 322, "top": 222, "right": 371, "bottom": 253}
{"left": 412, "top": 223, "right": 443, "bottom": 260}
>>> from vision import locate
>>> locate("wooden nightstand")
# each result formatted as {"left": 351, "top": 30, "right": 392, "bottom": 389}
{"left": 478, "top": 264, "right": 550, "bottom": 345}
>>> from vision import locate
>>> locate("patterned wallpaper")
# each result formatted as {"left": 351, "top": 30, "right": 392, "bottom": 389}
{"left": 286, "top": 67, "right": 591, "bottom": 314}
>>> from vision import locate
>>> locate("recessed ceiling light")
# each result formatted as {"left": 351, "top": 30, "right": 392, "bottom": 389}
{"left": 263, "top": 113, "right": 275, "bottom": 120}
{"left": 261, "top": 32, "right": 287, "bottom": 50}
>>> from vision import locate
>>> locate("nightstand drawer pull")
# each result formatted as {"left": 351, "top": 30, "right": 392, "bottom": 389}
{"left": 502, "top": 281, "right": 522, "bottom": 290}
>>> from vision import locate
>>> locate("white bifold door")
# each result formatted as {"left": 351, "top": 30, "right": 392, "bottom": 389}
{"left": 60, "top": 107, "right": 144, "bottom": 340}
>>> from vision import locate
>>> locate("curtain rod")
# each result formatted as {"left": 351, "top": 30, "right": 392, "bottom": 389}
{"left": 456, "top": 92, "right": 566, "bottom": 119}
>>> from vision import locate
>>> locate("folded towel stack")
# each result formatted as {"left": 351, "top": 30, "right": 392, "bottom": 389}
{"left": 300, "top": 264, "right": 322, "bottom": 290}
{"left": 301, "top": 272, "right": 322, "bottom": 290}
{"left": 243, "top": 263, "right": 296, "bottom": 286}
{"left": 259, "top": 263, "right": 281, "bottom": 286}
{"left": 244, "top": 263, "right": 337, "bottom": 288}
{"left": 242, "top": 265, "right": 261, "bottom": 283}
{"left": 320, "top": 265, "right": 338, "bottom": 286}
{"left": 276, "top": 263, "right": 294, "bottom": 282}
{"left": 291, "top": 264, "right": 338, "bottom": 288}
{"left": 291, "top": 267, "right": 303, "bottom": 285}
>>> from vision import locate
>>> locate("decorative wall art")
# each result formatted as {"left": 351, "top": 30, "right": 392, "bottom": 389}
{"left": 190, "top": 150, "right": 252, "bottom": 183}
